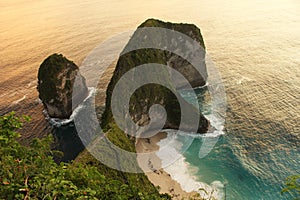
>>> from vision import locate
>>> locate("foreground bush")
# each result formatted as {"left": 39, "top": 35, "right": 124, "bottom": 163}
{"left": 0, "top": 112, "right": 170, "bottom": 200}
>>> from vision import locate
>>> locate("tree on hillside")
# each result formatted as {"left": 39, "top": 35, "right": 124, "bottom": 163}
{"left": 0, "top": 112, "right": 170, "bottom": 200}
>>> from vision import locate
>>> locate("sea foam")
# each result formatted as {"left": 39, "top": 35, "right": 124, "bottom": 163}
{"left": 156, "top": 109, "right": 226, "bottom": 199}
{"left": 43, "top": 87, "right": 96, "bottom": 127}
{"left": 156, "top": 131, "right": 224, "bottom": 199}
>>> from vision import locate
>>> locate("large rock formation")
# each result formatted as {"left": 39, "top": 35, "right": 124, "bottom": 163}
{"left": 102, "top": 19, "right": 209, "bottom": 133}
{"left": 37, "top": 54, "right": 88, "bottom": 119}
{"left": 137, "top": 18, "right": 207, "bottom": 89}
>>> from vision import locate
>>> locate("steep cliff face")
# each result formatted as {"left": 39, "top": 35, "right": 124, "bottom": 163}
{"left": 138, "top": 19, "right": 207, "bottom": 89}
{"left": 102, "top": 19, "right": 209, "bottom": 133}
{"left": 37, "top": 54, "right": 88, "bottom": 119}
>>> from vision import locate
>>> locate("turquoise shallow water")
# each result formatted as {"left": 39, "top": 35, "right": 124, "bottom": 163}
{"left": 177, "top": 88, "right": 300, "bottom": 199}
{"left": 182, "top": 135, "right": 298, "bottom": 199}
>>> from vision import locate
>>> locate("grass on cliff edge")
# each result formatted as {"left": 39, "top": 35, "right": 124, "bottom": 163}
{"left": 75, "top": 122, "right": 162, "bottom": 194}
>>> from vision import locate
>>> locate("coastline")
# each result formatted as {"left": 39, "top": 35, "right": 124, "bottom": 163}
{"left": 136, "top": 132, "right": 198, "bottom": 199}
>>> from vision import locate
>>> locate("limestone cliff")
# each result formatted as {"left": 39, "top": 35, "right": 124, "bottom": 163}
{"left": 102, "top": 19, "right": 209, "bottom": 133}
{"left": 137, "top": 18, "right": 207, "bottom": 89}
{"left": 37, "top": 54, "right": 88, "bottom": 119}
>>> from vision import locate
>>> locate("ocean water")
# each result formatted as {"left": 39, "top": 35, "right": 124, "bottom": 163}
{"left": 1, "top": 0, "right": 299, "bottom": 199}
{"left": 157, "top": 86, "right": 299, "bottom": 199}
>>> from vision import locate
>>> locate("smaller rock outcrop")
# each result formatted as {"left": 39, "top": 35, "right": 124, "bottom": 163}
{"left": 37, "top": 54, "right": 88, "bottom": 119}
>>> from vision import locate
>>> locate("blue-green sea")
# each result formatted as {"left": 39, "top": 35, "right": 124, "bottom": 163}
{"left": 157, "top": 85, "right": 299, "bottom": 199}
{"left": 181, "top": 132, "right": 299, "bottom": 199}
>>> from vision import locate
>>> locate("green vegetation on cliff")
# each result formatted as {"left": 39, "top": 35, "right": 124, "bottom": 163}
{"left": 0, "top": 112, "right": 170, "bottom": 199}
{"left": 76, "top": 122, "right": 162, "bottom": 195}
{"left": 139, "top": 18, "right": 206, "bottom": 48}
